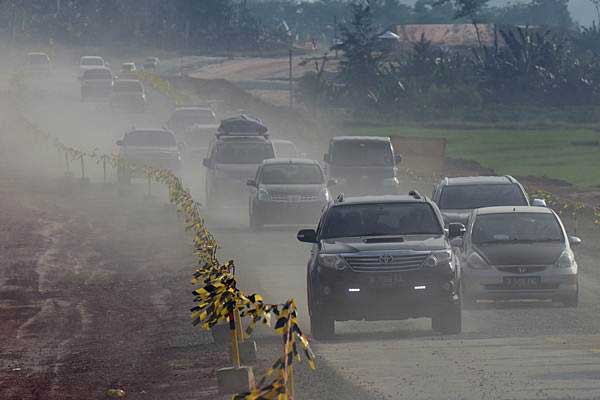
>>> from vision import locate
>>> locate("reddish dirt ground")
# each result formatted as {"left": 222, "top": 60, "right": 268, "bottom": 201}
{"left": 0, "top": 174, "right": 228, "bottom": 400}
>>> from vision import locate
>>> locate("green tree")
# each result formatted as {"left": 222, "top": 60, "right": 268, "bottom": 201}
{"left": 433, "top": 0, "right": 489, "bottom": 20}
{"left": 335, "top": 2, "right": 383, "bottom": 108}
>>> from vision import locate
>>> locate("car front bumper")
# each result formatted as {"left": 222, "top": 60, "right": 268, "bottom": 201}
{"left": 313, "top": 268, "right": 458, "bottom": 321}
{"left": 462, "top": 266, "right": 578, "bottom": 300}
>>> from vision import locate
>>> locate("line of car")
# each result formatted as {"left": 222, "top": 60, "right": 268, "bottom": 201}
{"left": 69, "top": 55, "right": 582, "bottom": 340}
{"left": 297, "top": 179, "right": 581, "bottom": 338}
{"left": 78, "top": 56, "right": 153, "bottom": 112}
{"left": 185, "top": 115, "right": 582, "bottom": 338}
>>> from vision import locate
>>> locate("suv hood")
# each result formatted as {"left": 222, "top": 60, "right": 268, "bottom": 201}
{"left": 321, "top": 235, "right": 447, "bottom": 254}
{"left": 474, "top": 242, "right": 564, "bottom": 266}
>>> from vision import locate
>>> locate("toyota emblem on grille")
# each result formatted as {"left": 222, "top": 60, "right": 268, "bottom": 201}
{"left": 379, "top": 255, "right": 394, "bottom": 264}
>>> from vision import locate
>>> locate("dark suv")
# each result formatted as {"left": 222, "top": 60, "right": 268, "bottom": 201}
{"left": 323, "top": 136, "right": 402, "bottom": 196}
{"left": 297, "top": 192, "right": 465, "bottom": 338}
{"left": 432, "top": 176, "right": 535, "bottom": 226}
{"left": 203, "top": 116, "right": 275, "bottom": 208}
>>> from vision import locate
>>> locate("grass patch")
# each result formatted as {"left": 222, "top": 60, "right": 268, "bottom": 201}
{"left": 346, "top": 124, "right": 600, "bottom": 187}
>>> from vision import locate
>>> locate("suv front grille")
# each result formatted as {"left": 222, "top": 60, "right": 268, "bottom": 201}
{"left": 343, "top": 253, "right": 428, "bottom": 272}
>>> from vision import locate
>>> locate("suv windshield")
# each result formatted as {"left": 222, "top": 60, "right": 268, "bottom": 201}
{"left": 260, "top": 164, "right": 323, "bottom": 185}
{"left": 439, "top": 184, "right": 527, "bottom": 210}
{"left": 321, "top": 203, "right": 443, "bottom": 239}
{"left": 215, "top": 142, "right": 274, "bottom": 164}
{"left": 124, "top": 131, "right": 175, "bottom": 147}
{"left": 330, "top": 140, "right": 393, "bottom": 166}
{"left": 113, "top": 81, "right": 143, "bottom": 93}
{"left": 472, "top": 213, "right": 563, "bottom": 244}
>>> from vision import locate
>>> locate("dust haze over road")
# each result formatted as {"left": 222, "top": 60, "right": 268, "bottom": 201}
{"left": 2, "top": 54, "right": 600, "bottom": 400}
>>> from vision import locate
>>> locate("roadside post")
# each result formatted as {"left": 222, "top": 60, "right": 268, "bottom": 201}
{"left": 235, "top": 307, "right": 257, "bottom": 364}
{"left": 79, "top": 153, "right": 90, "bottom": 186}
{"left": 284, "top": 315, "right": 295, "bottom": 399}
{"left": 216, "top": 309, "right": 255, "bottom": 395}
{"left": 64, "top": 152, "right": 71, "bottom": 176}
{"left": 101, "top": 155, "right": 108, "bottom": 185}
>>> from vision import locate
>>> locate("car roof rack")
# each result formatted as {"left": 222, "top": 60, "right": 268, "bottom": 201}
{"left": 409, "top": 190, "right": 422, "bottom": 200}
{"left": 216, "top": 114, "right": 268, "bottom": 138}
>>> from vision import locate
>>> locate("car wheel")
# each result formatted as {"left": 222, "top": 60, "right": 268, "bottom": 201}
{"left": 433, "top": 301, "right": 462, "bottom": 335}
{"left": 249, "top": 209, "right": 264, "bottom": 231}
{"left": 310, "top": 311, "right": 334, "bottom": 340}
{"left": 561, "top": 286, "right": 579, "bottom": 308}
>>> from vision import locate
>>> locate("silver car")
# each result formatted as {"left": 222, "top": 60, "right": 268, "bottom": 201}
{"left": 453, "top": 206, "right": 581, "bottom": 307}
{"left": 247, "top": 158, "right": 333, "bottom": 230}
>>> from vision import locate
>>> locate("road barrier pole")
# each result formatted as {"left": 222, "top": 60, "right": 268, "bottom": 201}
{"left": 102, "top": 156, "right": 107, "bottom": 184}
{"left": 229, "top": 310, "right": 241, "bottom": 368}
{"left": 64, "top": 152, "right": 70, "bottom": 174}
{"left": 80, "top": 155, "right": 85, "bottom": 179}
{"left": 284, "top": 317, "right": 295, "bottom": 399}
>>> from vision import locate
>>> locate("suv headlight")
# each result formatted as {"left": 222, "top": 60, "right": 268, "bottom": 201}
{"left": 257, "top": 188, "right": 271, "bottom": 201}
{"left": 422, "top": 250, "right": 452, "bottom": 268}
{"left": 466, "top": 251, "right": 490, "bottom": 270}
{"left": 556, "top": 249, "right": 575, "bottom": 269}
{"left": 321, "top": 188, "right": 330, "bottom": 201}
{"left": 318, "top": 254, "right": 349, "bottom": 271}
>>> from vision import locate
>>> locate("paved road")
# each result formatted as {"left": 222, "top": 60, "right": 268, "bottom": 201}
{"left": 20, "top": 64, "right": 600, "bottom": 400}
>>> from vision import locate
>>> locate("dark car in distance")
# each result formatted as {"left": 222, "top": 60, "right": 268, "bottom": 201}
{"left": 247, "top": 158, "right": 333, "bottom": 229}
{"left": 81, "top": 67, "right": 113, "bottom": 101}
{"left": 323, "top": 136, "right": 402, "bottom": 197}
{"left": 203, "top": 116, "right": 274, "bottom": 209}
{"left": 115, "top": 129, "right": 182, "bottom": 183}
{"left": 297, "top": 192, "right": 465, "bottom": 338}
{"left": 110, "top": 79, "right": 147, "bottom": 112}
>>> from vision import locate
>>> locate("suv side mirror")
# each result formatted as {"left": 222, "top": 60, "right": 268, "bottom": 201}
{"left": 448, "top": 223, "right": 466, "bottom": 238}
{"left": 116, "top": 139, "right": 123, "bottom": 146}
{"left": 297, "top": 229, "right": 317, "bottom": 243}
{"left": 323, "top": 153, "right": 330, "bottom": 163}
{"left": 202, "top": 158, "right": 211, "bottom": 168}
{"left": 247, "top": 179, "right": 257, "bottom": 187}
{"left": 569, "top": 236, "right": 582, "bottom": 246}
{"left": 394, "top": 154, "right": 402, "bottom": 164}
{"left": 532, "top": 198, "right": 547, "bottom": 207}
{"left": 327, "top": 179, "right": 337, "bottom": 188}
